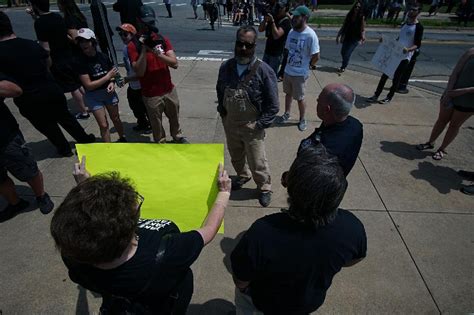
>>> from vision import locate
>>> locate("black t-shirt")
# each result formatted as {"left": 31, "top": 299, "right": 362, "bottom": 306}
{"left": 0, "top": 73, "right": 20, "bottom": 149}
{"left": 64, "top": 219, "right": 204, "bottom": 312}
{"left": 76, "top": 52, "right": 113, "bottom": 90}
{"left": 264, "top": 16, "right": 292, "bottom": 56}
{"left": 34, "top": 12, "right": 72, "bottom": 61}
{"left": 231, "top": 210, "right": 367, "bottom": 314}
{"left": 0, "top": 38, "right": 60, "bottom": 106}
{"left": 298, "top": 116, "right": 363, "bottom": 176}
{"left": 113, "top": 0, "right": 143, "bottom": 26}
{"left": 64, "top": 14, "right": 88, "bottom": 30}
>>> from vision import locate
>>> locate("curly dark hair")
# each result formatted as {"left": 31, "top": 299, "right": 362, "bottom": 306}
{"left": 50, "top": 172, "right": 140, "bottom": 265}
{"left": 285, "top": 144, "right": 348, "bottom": 228}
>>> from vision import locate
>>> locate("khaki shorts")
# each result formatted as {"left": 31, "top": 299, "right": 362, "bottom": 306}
{"left": 283, "top": 74, "right": 307, "bottom": 101}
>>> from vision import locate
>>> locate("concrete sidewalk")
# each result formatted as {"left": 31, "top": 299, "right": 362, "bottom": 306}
{"left": 0, "top": 60, "right": 472, "bottom": 314}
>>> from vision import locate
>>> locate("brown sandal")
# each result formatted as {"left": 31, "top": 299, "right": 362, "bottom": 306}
{"left": 432, "top": 149, "right": 447, "bottom": 161}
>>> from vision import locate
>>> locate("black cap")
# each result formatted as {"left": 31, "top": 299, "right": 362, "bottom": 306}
{"left": 139, "top": 5, "right": 156, "bottom": 24}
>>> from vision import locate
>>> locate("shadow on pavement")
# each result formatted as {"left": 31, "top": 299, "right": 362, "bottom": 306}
{"left": 354, "top": 94, "right": 374, "bottom": 109}
{"left": 269, "top": 122, "right": 299, "bottom": 129}
{"left": 230, "top": 187, "right": 258, "bottom": 201}
{"left": 27, "top": 139, "right": 64, "bottom": 162}
{"left": 315, "top": 66, "right": 339, "bottom": 74}
{"left": 410, "top": 161, "right": 462, "bottom": 194}
{"left": 220, "top": 231, "right": 245, "bottom": 274}
{"left": 187, "top": 298, "right": 235, "bottom": 315}
{"left": 120, "top": 122, "right": 153, "bottom": 143}
{"left": 0, "top": 192, "right": 39, "bottom": 223}
{"left": 380, "top": 141, "right": 432, "bottom": 160}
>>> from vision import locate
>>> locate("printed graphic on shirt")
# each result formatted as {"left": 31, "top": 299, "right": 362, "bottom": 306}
{"left": 92, "top": 63, "right": 107, "bottom": 79}
{"left": 288, "top": 37, "right": 306, "bottom": 68}
{"left": 138, "top": 218, "right": 172, "bottom": 231}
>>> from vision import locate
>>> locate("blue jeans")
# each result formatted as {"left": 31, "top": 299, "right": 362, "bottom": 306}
{"left": 340, "top": 39, "right": 359, "bottom": 69}
{"left": 263, "top": 53, "right": 282, "bottom": 75}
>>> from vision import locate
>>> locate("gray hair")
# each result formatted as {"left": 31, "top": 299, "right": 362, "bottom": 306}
{"left": 236, "top": 26, "right": 257, "bottom": 42}
{"left": 326, "top": 84, "right": 355, "bottom": 119}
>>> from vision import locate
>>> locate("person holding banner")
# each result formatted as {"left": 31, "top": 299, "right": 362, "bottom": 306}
{"left": 217, "top": 26, "right": 279, "bottom": 207}
{"left": 51, "top": 157, "right": 231, "bottom": 314}
{"left": 367, "top": 6, "right": 423, "bottom": 104}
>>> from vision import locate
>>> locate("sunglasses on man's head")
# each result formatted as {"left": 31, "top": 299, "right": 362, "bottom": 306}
{"left": 235, "top": 40, "right": 256, "bottom": 49}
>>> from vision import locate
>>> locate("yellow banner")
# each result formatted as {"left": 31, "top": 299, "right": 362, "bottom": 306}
{"left": 76, "top": 143, "right": 224, "bottom": 233}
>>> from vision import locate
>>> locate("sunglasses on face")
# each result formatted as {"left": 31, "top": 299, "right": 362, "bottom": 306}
{"left": 119, "top": 31, "right": 129, "bottom": 37}
{"left": 235, "top": 40, "right": 256, "bottom": 49}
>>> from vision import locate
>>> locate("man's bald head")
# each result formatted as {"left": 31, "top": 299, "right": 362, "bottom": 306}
{"left": 317, "top": 83, "right": 355, "bottom": 122}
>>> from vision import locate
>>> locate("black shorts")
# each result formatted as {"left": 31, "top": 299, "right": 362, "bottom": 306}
{"left": 50, "top": 58, "right": 82, "bottom": 93}
{"left": 0, "top": 131, "right": 39, "bottom": 183}
{"left": 453, "top": 105, "right": 474, "bottom": 113}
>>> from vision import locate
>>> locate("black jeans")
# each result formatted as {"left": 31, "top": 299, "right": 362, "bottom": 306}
{"left": 127, "top": 87, "right": 149, "bottom": 127}
{"left": 375, "top": 59, "right": 409, "bottom": 99}
{"left": 340, "top": 38, "right": 359, "bottom": 69}
{"left": 17, "top": 91, "right": 92, "bottom": 154}
{"left": 398, "top": 51, "right": 419, "bottom": 90}
{"left": 165, "top": 3, "right": 173, "bottom": 17}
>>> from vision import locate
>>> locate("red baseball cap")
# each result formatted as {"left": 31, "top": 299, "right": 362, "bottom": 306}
{"left": 116, "top": 23, "right": 137, "bottom": 35}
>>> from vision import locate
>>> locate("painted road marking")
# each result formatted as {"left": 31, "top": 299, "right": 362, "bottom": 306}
{"left": 178, "top": 56, "right": 228, "bottom": 61}
{"left": 198, "top": 50, "right": 232, "bottom": 56}
{"left": 409, "top": 79, "right": 448, "bottom": 83}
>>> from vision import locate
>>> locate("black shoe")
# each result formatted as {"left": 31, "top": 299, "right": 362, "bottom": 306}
{"left": 397, "top": 88, "right": 409, "bottom": 94}
{"left": 460, "top": 184, "right": 474, "bottom": 195}
{"left": 0, "top": 199, "right": 29, "bottom": 222}
{"left": 231, "top": 177, "right": 251, "bottom": 191}
{"left": 366, "top": 95, "right": 379, "bottom": 103}
{"left": 378, "top": 97, "right": 392, "bottom": 104}
{"left": 75, "top": 112, "right": 90, "bottom": 120}
{"left": 458, "top": 170, "right": 474, "bottom": 181}
{"left": 143, "top": 127, "right": 153, "bottom": 135}
{"left": 116, "top": 137, "right": 128, "bottom": 143}
{"left": 172, "top": 137, "right": 190, "bottom": 144}
{"left": 37, "top": 193, "right": 54, "bottom": 215}
{"left": 258, "top": 191, "right": 272, "bottom": 207}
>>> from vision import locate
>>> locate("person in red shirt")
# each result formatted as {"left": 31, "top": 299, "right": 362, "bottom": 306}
{"left": 128, "top": 6, "right": 188, "bottom": 144}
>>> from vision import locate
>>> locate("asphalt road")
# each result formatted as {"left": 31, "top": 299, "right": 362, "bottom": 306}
{"left": 4, "top": 2, "right": 474, "bottom": 93}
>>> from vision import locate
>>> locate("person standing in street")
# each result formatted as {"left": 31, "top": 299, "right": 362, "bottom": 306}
{"left": 258, "top": 0, "right": 292, "bottom": 75}
{"left": 164, "top": 0, "right": 173, "bottom": 17}
{"left": 217, "top": 26, "right": 279, "bottom": 207}
{"left": 367, "top": 6, "right": 423, "bottom": 104}
{"left": 27, "top": 0, "right": 90, "bottom": 120}
{"left": 117, "top": 23, "right": 152, "bottom": 133}
{"left": 113, "top": 0, "right": 143, "bottom": 26}
{"left": 275, "top": 5, "right": 320, "bottom": 132}
{"left": 0, "top": 12, "right": 95, "bottom": 157}
{"left": 336, "top": 1, "right": 365, "bottom": 73}
{"left": 129, "top": 6, "right": 189, "bottom": 144}
{"left": 76, "top": 28, "right": 127, "bottom": 143}
{"left": 0, "top": 74, "right": 54, "bottom": 222}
